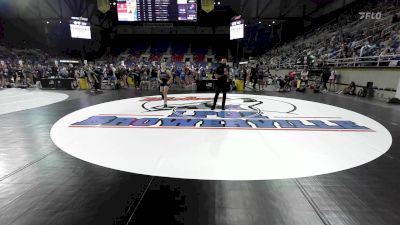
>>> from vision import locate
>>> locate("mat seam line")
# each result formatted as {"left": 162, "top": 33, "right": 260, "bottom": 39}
{"left": 125, "top": 176, "right": 155, "bottom": 225}
{"left": 0, "top": 150, "right": 56, "bottom": 182}
{"left": 295, "top": 178, "right": 331, "bottom": 225}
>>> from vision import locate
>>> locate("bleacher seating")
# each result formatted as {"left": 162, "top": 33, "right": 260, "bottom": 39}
{"left": 171, "top": 42, "right": 189, "bottom": 55}
{"left": 110, "top": 47, "right": 125, "bottom": 57}
{"left": 194, "top": 54, "right": 205, "bottom": 62}
{"left": 149, "top": 53, "right": 162, "bottom": 62}
{"left": 129, "top": 42, "right": 148, "bottom": 55}
{"left": 172, "top": 53, "right": 184, "bottom": 62}
{"left": 259, "top": 0, "right": 400, "bottom": 68}
{"left": 151, "top": 41, "right": 169, "bottom": 54}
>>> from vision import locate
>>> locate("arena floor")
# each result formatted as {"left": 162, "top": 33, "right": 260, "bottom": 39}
{"left": 0, "top": 87, "right": 399, "bottom": 225}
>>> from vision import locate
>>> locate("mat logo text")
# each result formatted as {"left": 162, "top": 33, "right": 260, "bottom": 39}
{"left": 70, "top": 110, "right": 373, "bottom": 131}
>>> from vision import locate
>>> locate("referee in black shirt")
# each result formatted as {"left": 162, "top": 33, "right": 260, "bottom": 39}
{"left": 211, "top": 58, "right": 229, "bottom": 110}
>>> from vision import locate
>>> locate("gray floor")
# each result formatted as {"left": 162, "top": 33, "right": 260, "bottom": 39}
{"left": 0, "top": 87, "right": 399, "bottom": 225}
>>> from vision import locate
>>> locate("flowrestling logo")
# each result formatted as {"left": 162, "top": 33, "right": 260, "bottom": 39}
{"left": 359, "top": 12, "right": 382, "bottom": 20}
{"left": 70, "top": 96, "right": 373, "bottom": 132}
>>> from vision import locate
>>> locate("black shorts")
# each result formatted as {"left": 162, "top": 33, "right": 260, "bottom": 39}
{"left": 279, "top": 80, "right": 286, "bottom": 88}
{"left": 160, "top": 79, "right": 169, "bottom": 87}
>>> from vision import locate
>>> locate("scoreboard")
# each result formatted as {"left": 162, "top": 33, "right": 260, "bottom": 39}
{"left": 230, "top": 15, "right": 244, "bottom": 40}
{"left": 117, "top": 0, "right": 197, "bottom": 22}
{"left": 69, "top": 17, "right": 91, "bottom": 40}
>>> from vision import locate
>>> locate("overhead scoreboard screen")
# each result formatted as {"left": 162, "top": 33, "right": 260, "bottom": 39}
{"left": 69, "top": 17, "right": 91, "bottom": 39}
{"left": 230, "top": 15, "right": 244, "bottom": 40}
{"left": 117, "top": 0, "right": 197, "bottom": 22}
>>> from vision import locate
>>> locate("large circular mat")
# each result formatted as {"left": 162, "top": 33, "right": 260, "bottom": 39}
{"left": 51, "top": 94, "right": 392, "bottom": 180}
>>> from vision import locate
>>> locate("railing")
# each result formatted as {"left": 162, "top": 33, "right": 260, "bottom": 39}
{"left": 381, "top": 23, "right": 399, "bottom": 37}
{"left": 325, "top": 54, "right": 400, "bottom": 67}
{"left": 272, "top": 54, "right": 400, "bottom": 69}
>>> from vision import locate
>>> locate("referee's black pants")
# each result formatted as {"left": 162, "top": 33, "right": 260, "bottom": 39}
{"left": 212, "top": 86, "right": 227, "bottom": 110}
{"left": 252, "top": 78, "right": 258, "bottom": 89}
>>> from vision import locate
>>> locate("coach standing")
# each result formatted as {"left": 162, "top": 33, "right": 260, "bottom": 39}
{"left": 211, "top": 58, "right": 229, "bottom": 110}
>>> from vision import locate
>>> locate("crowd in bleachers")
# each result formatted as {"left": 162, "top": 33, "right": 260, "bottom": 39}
{"left": 2, "top": 0, "right": 400, "bottom": 94}
{"left": 260, "top": 0, "right": 400, "bottom": 68}
{"left": 0, "top": 53, "right": 218, "bottom": 91}
{"left": 0, "top": 36, "right": 220, "bottom": 89}
{"left": 0, "top": 44, "right": 270, "bottom": 93}
{"left": 0, "top": 46, "right": 51, "bottom": 88}
{"left": 0, "top": 47, "right": 375, "bottom": 98}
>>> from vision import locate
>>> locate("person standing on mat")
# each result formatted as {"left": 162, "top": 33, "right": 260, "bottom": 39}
{"left": 211, "top": 58, "right": 229, "bottom": 110}
{"left": 251, "top": 65, "right": 258, "bottom": 90}
{"left": 158, "top": 62, "right": 173, "bottom": 108}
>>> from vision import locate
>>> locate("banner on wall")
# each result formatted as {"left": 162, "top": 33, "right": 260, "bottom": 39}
{"left": 201, "top": 0, "right": 214, "bottom": 13}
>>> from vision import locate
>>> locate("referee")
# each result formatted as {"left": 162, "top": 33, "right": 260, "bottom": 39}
{"left": 211, "top": 58, "right": 229, "bottom": 110}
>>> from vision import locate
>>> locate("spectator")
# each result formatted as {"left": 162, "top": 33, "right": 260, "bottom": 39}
{"left": 251, "top": 65, "right": 258, "bottom": 89}
{"left": 343, "top": 81, "right": 356, "bottom": 95}
{"left": 300, "top": 67, "right": 309, "bottom": 86}
{"left": 132, "top": 66, "right": 141, "bottom": 89}
{"left": 321, "top": 67, "right": 331, "bottom": 93}
{"left": 328, "top": 69, "right": 337, "bottom": 92}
